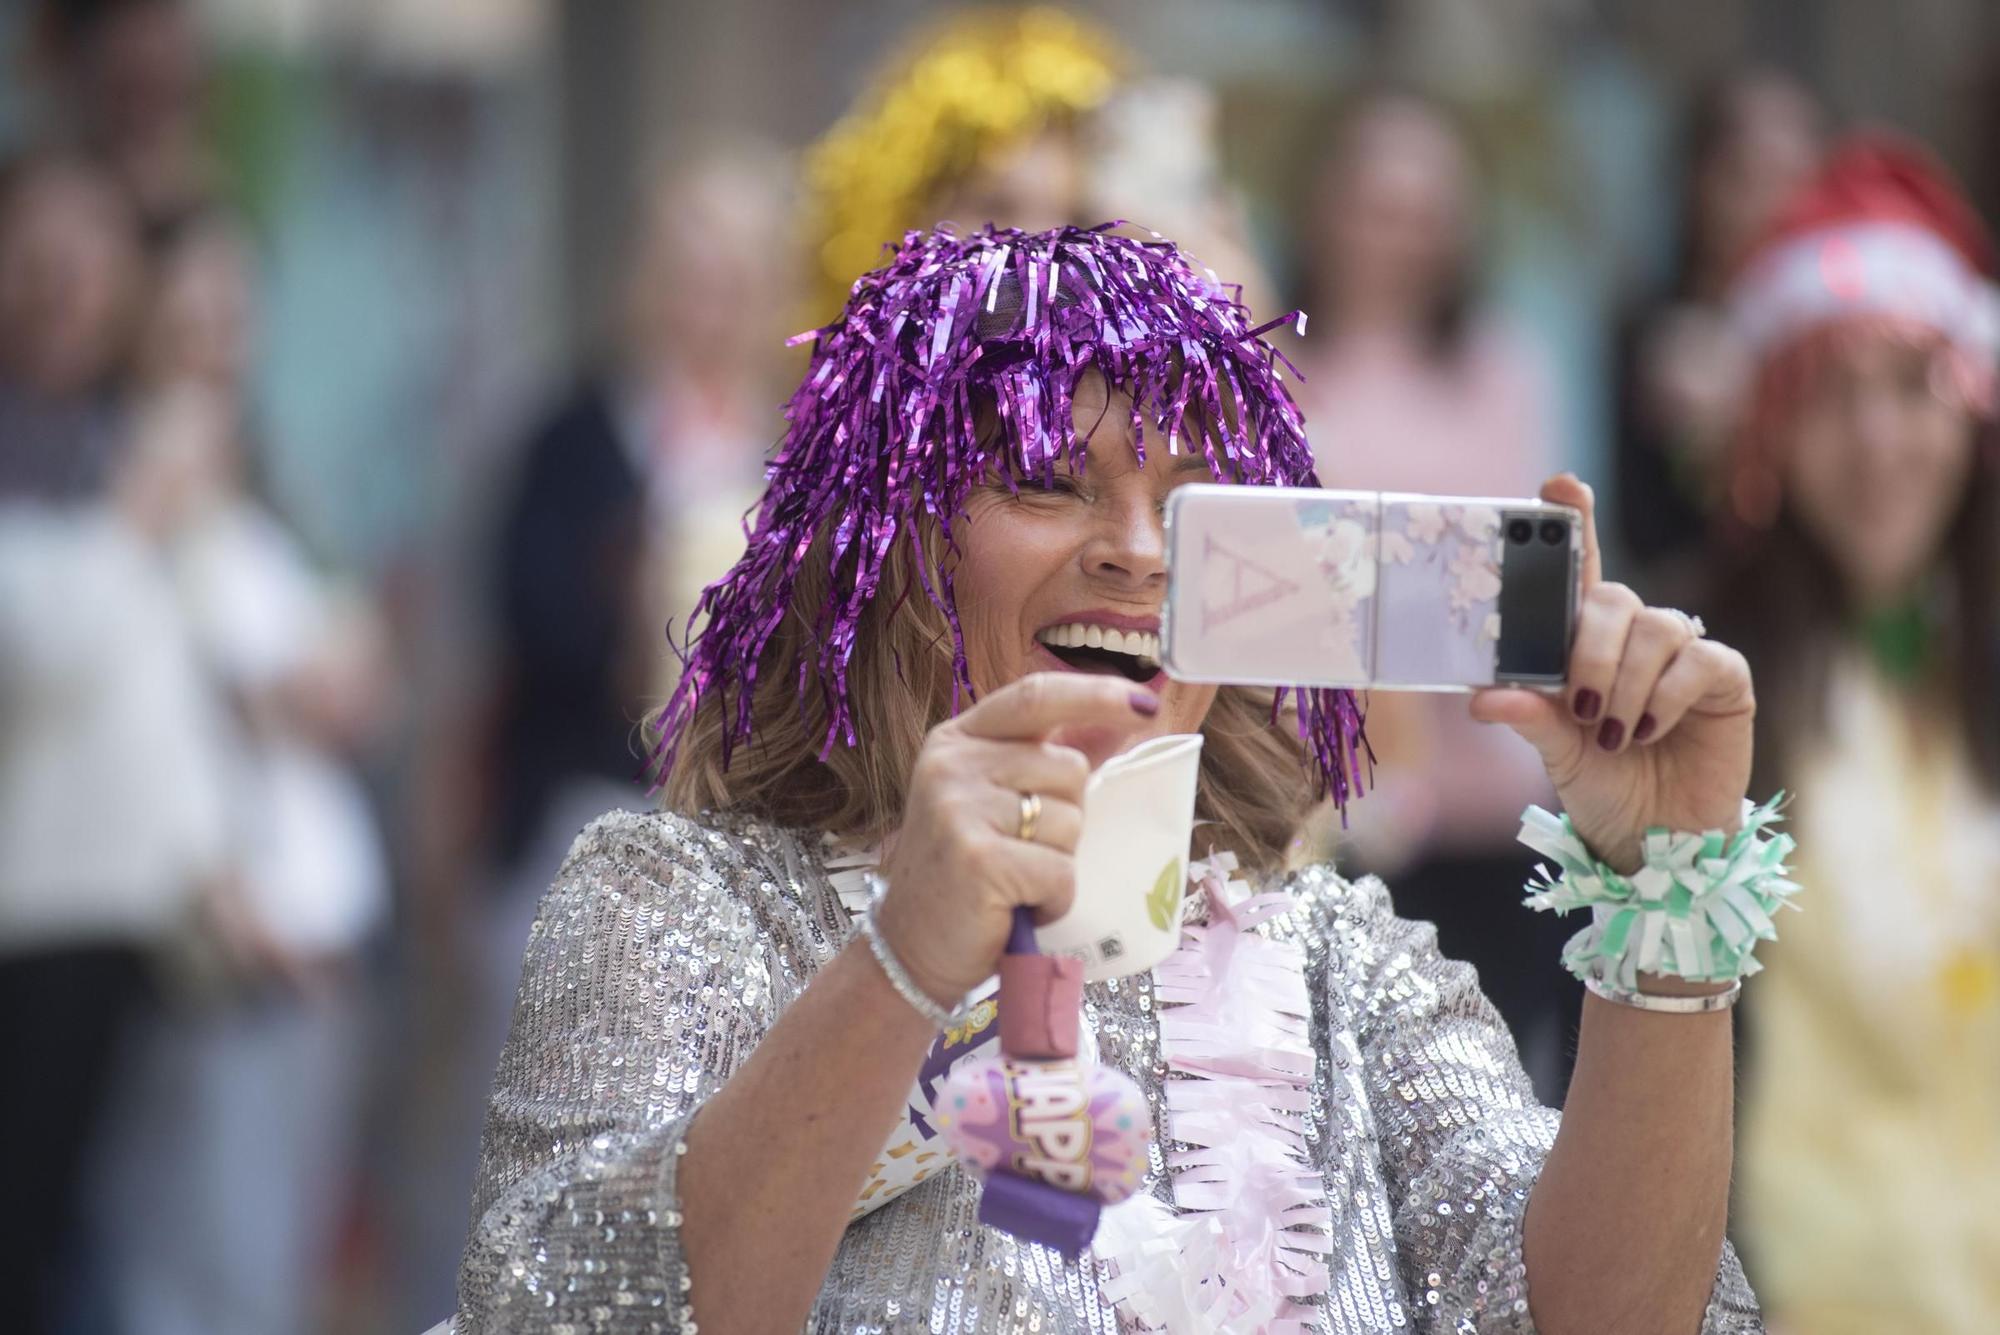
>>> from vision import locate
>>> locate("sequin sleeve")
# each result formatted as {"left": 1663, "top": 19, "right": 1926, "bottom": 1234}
{"left": 456, "top": 810, "right": 813, "bottom": 1333}
{"left": 1338, "top": 871, "right": 1762, "bottom": 1333}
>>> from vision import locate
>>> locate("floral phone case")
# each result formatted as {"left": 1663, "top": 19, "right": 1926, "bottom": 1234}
{"left": 1160, "top": 484, "right": 1581, "bottom": 691}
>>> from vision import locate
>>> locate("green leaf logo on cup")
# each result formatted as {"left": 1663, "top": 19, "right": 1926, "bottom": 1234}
{"left": 1035, "top": 735, "right": 1204, "bottom": 982}
{"left": 1147, "top": 858, "right": 1184, "bottom": 932}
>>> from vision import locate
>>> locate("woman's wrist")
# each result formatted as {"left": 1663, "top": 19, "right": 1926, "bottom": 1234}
{"left": 859, "top": 871, "right": 969, "bottom": 1025}
{"left": 840, "top": 933, "right": 958, "bottom": 1042}
{"left": 1518, "top": 795, "right": 1799, "bottom": 991}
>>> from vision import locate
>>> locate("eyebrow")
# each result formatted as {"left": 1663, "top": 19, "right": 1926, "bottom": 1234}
{"left": 1063, "top": 443, "right": 1222, "bottom": 478}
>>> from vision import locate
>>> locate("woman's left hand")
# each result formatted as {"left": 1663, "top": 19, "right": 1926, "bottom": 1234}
{"left": 1470, "top": 474, "right": 1755, "bottom": 872}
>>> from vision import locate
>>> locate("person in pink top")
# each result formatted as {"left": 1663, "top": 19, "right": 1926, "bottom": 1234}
{"left": 1293, "top": 91, "right": 1572, "bottom": 1101}
{"left": 1296, "top": 92, "right": 1556, "bottom": 498}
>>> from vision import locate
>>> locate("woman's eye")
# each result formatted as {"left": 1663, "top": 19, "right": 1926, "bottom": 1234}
{"left": 1019, "top": 474, "right": 1085, "bottom": 498}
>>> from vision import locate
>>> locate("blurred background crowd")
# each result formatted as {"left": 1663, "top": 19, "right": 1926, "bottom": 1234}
{"left": 0, "top": 1, "right": 1995, "bottom": 1332}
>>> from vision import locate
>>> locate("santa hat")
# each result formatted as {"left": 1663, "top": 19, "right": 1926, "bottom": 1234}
{"left": 1724, "top": 133, "right": 1999, "bottom": 525}
{"left": 1729, "top": 131, "right": 1999, "bottom": 389}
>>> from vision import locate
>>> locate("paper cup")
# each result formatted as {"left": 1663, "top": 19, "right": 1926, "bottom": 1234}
{"left": 1035, "top": 733, "right": 1203, "bottom": 981}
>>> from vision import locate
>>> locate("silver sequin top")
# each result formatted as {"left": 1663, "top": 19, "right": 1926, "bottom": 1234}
{"left": 457, "top": 809, "right": 1760, "bottom": 1333}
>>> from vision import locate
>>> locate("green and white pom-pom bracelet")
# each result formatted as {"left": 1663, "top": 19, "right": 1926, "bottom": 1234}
{"left": 1517, "top": 794, "right": 1801, "bottom": 990}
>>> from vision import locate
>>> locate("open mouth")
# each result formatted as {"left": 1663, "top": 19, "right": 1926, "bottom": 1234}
{"left": 1034, "top": 622, "right": 1162, "bottom": 685}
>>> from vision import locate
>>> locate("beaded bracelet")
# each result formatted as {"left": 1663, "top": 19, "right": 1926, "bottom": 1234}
{"left": 856, "top": 870, "right": 967, "bottom": 1030}
{"left": 1517, "top": 794, "right": 1801, "bottom": 991}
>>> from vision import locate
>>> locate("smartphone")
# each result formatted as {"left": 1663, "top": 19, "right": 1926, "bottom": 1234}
{"left": 1160, "top": 484, "right": 1581, "bottom": 691}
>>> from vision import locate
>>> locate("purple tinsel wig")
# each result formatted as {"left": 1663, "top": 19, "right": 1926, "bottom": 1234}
{"left": 648, "top": 222, "right": 1367, "bottom": 807}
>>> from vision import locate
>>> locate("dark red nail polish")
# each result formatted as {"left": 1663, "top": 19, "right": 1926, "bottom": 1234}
{"left": 1633, "top": 713, "right": 1657, "bottom": 743}
{"left": 1573, "top": 689, "right": 1602, "bottom": 721}
{"left": 1598, "top": 718, "right": 1625, "bottom": 751}
{"left": 1129, "top": 690, "right": 1160, "bottom": 716}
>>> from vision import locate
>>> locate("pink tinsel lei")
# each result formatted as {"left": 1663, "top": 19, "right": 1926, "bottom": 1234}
{"left": 1095, "top": 852, "right": 1333, "bottom": 1332}
{"left": 646, "top": 222, "right": 1366, "bottom": 807}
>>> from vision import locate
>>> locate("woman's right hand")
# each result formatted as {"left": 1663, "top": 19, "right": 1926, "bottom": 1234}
{"left": 873, "top": 672, "right": 1161, "bottom": 1010}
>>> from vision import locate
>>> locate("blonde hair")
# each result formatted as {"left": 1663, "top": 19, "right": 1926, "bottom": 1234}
{"left": 657, "top": 514, "right": 1321, "bottom": 873}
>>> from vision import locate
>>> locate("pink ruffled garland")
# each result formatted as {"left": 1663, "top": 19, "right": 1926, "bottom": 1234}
{"left": 1094, "top": 852, "right": 1332, "bottom": 1332}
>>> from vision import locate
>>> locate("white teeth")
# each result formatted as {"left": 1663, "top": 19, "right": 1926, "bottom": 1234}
{"left": 1035, "top": 623, "right": 1160, "bottom": 666}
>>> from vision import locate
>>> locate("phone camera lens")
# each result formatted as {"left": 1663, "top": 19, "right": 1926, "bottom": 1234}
{"left": 1539, "top": 519, "right": 1567, "bottom": 546}
{"left": 1507, "top": 518, "right": 1534, "bottom": 544}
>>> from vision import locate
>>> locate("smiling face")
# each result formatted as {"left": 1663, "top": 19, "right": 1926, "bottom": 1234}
{"left": 653, "top": 222, "right": 1348, "bottom": 849}
{"left": 951, "top": 373, "right": 1223, "bottom": 753}
{"left": 1781, "top": 333, "right": 1977, "bottom": 607}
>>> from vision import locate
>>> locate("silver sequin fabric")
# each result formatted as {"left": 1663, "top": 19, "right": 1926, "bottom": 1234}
{"left": 457, "top": 809, "right": 1761, "bottom": 1333}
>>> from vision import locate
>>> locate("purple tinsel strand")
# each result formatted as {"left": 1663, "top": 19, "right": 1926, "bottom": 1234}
{"left": 649, "top": 222, "right": 1368, "bottom": 809}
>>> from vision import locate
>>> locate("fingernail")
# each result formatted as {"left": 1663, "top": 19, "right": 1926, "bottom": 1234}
{"left": 1573, "top": 689, "right": 1601, "bottom": 722}
{"left": 1633, "top": 713, "right": 1657, "bottom": 743}
{"left": 1597, "top": 718, "right": 1625, "bottom": 751}
{"left": 1129, "top": 690, "right": 1160, "bottom": 716}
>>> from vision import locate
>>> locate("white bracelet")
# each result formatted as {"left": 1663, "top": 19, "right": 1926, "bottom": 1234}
{"left": 1584, "top": 975, "right": 1743, "bottom": 1015}
{"left": 855, "top": 871, "right": 963, "bottom": 1030}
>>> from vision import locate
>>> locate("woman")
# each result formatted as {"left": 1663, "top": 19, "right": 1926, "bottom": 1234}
{"left": 457, "top": 225, "right": 1771, "bottom": 1332}
{"left": 800, "top": 5, "right": 1121, "bottom": 322}
{"left": 86, "top": 211, "right": 395, "bottom": 1335}
{"left": 798, "top": 6, "right": 1268, "bottom": 329}
{"left": 483, "top": 144, "right": 790, "bottom": 999}
{"left": 0, "top": 152, "right": 230, "bottom": 1335}
{"left": 1292, "top": 91, "right": 1572, "bottom": 1102}
{"left": 1714, "top": 135, "right": 2000, "bottom": 1332}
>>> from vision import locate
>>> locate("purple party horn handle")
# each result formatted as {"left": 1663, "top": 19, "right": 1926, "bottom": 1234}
{"left": 977, "top": 1171, "right": 1102, "bottom": 1258}
{"left": 999, "top": 906, "right": 1083, "bottom": 1060}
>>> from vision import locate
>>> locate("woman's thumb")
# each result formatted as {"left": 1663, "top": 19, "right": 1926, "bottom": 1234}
{"left": 1468, "top": 688, "right": 1582, "bottom": 770}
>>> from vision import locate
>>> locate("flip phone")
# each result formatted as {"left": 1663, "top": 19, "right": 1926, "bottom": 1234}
{"left": 1161, "top": 485, "right": 1582, "bottom": 691}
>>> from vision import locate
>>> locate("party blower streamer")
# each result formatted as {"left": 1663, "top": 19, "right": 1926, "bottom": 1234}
{"left": 646, "top": 222, "right": 1367, "bottom": 806}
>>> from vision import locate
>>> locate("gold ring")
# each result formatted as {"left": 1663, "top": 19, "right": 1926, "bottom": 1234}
{"left": 1016, "top": 791, "right": 1042, "bottom": 843}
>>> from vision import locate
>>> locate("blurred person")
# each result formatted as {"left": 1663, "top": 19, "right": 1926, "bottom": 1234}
{"left": 1613, "top": 70, "right": 1825, "bottom": 594}
{"left": 1297, "top": 91, "right": 1555, "bottom": 506}
{"left": 801, "top": 6, "right": 1276, "bottom": 331}
{"left": 0, "top": 149, "right": 142, "bottom": 500}
{"left": 799, "top": 5, "right": 1121, "bottom": 322}
{"left": 405, "top": 147, "right": 796, "bottom": 1318}
{"left": 800, "top": 3, "right": 1288, "bottom": 464}
{"left": 453, "top": 223, "right": 1767, "bottom": 1333}
{"left": 83, "top": 212, "right": 396, "bottom": 1335}
{"left": 623, "top": 149, "right": 798, "bottom": 704}
{"left": 0, "top": 151, "right": 232, "bottom": 1335}
{"left": 1710, "top": 134, "right": 2000, "bottom": 1334}
{"left": 485, "top": 144, "right": 790, "bottom": 982}
{"left": 29, "top": 0, "right": 218, "bottom": 244}
{"left": 1292, "top": 91, "right": 1572, "bottom": 1101}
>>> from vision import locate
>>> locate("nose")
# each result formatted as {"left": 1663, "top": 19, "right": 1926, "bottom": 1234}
{"left": 1082, "top": 494, "right": 1168, "bottom": 589}
{"left": 1852, "top": 388, "right": 1904, "bottom": 463}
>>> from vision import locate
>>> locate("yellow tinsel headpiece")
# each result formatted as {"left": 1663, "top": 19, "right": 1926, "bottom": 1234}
{"left": 802, "top": 6, "right": 1124, "bottom": 319}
